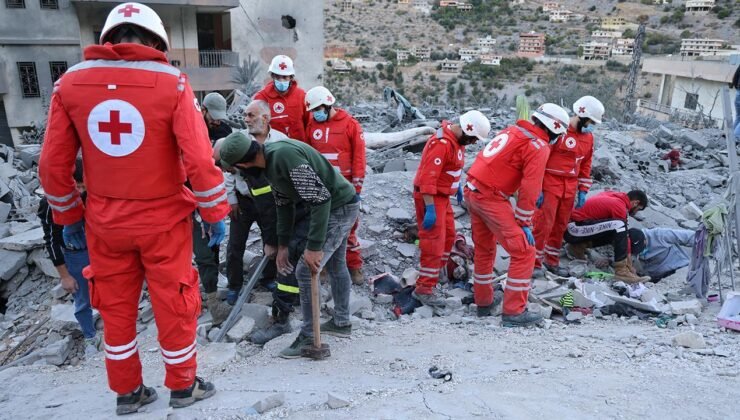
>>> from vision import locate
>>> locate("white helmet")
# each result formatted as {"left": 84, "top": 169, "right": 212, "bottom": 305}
{"left": 269, "top": 55, "right": 295, "bottom": 76}
{"left": 305, "top": 86, "right": 336, "bottom": 111}
{"left": 532, "top": 103, "right": 570, "bottom": 135}
{"left": 459, "top": 110, "right": 491, "bottom": 141}
{"left": 573, "top": 95, "right": 605, "bottom": 124}
{"left": 100, "top": 3, "right": 169, "bottom": 51}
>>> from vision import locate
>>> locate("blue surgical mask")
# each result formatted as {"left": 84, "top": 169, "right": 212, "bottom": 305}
{"left": 274, "top": 80, "right": 290, "bottom": 92}
{"left": 313, "top": 109, "right": 328, "bottom": 122}
{"left": 639, "top": 247, "right": 649, "bottom": 258}
{"left": 581, "top": 125, "right": 595, "bottom": 134}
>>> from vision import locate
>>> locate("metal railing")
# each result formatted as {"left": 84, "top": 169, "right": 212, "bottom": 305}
{"left": 199, "top": 50, "right": 239, "bottom": 68}
{"left": 637, "top": 99, "right": 723, "bottom": 129}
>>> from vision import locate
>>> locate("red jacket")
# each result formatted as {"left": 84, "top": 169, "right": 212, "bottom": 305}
{"left": 544, "top": 125, "right": 593, "bottom": 192}
{"left": 38, "top": 43, "right": 229, "bottom": 233}
{"left": 306, "top": 108, "right": 366, "bottom": 193}
{"left": 413, "top": 122, "right": 464, "bottom": 196}
{"left": 570, "top": 191, "right": 631, "bottom": 222}
{"left": 254, "top": 81, "right": 308, "bottom": 142}
{"left": 467, "top": 120, "right": 550, "bottom": 227}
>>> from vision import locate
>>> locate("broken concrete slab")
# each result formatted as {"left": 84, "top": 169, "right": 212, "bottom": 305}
{"left": 678, "top": 129, "right": 707, "bottom": 150}
{"left": 50, "top": 284, "right": 67, "bottom": 299}
{"left": 39, "top": 337, "right": 72, "bottom": 366}
{"left": 0, "top": 249, "right": 26, "bottom": 280}
{"left": 0, "top": 202, "right": 10, "bottom": 223}
{"left": 198, "top": 342, "right": 236, "bottom": 366}
{"left": 238, "top": 303, "right": 270, "bottom": 329}
{"left": 138, "top": 302, "right": 154, "bottom": 323}
{"left": 327, "top": 392, "right": 351, "bottom": 409}
{"left": 51, "top": 304, "right": 79, "bottom": 331}
{"left": 250, "top": 393, "right": 285, "bottom": 414}
{"left": 669, "top": 299, "right": 702, "bottom": 316}
{"left": 28, "top": 248, "right": 59, "bottom": 278}
{"left": 396, "top": 243, "right": 417, "bottom": 258}
{"left": 226, "top": 316, "right": 255, "bottom": 343}
{"left": 414, "top": 305, "right": 433, "bottom": 319}
{"left": 0, "top": 227, "right": 44, "bottom": 252}
{"left": 672, "top": 331, "right": 706, "bottom": 349}
{"left": 401, "top": 268, "right": 419, "bottom": 286}
{"left": 680, "top": 202, "right": 703, "bottom": 220}
{"left": 383, "top": 158, "right": 406, "bottom": 173}
{"left": 349, "top": 294, "right": 373, "bottom": 316}
{"left": 386, "top": 208, "right": 412, "bottom": 223}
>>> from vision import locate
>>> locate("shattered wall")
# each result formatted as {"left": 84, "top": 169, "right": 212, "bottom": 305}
{"left": 230, "top": 0, "right": 325, "bottom": 90}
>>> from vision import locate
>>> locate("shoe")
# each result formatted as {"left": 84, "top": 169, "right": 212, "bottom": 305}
{"left": 532, "top": 267, "right": 545, "bottom": 279}
{"left": 350, "top": 268, "right": 364, "bottom": 285}
{"left": 169, "top": 376, "right": 216, "bottom": 409}
{"left": 412, "top": 289, "right": 447, "bottom": 308}
{"left": 116, "top": 385, "right": 158, "bottom": 415}
{"left": 613, "top": 259, "right": 650, "bottom": 284}
{"left": 320, "top": 318, "right": 351, "bottom": 338}
{"left": 476, "top": 289, "right": 503, "bottom": 317}
{"left": 251, "top": 321, "right": 293, "bottom": 345}
{"left": 84, "top": 334, "right": 101, "bottom": 358}
{"left": 502, "top": 310, "right": 544, "bottom": 327}
{"left": 564, "top": 242, "right": 589, "bottom": 261}
{"left": 279, "top": 333, "right": 313, "bottom": 359}
{"left": 226, "top": 290, "right": 239, "bottom": 306}
{"left": 544, "top": 263, "right": 570, "bottom": 277}
{"left": 207, "top": 292, "right": 232, "bottom": 326}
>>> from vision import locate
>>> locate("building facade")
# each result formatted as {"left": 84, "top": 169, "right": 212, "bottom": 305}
{"left": 458, "top": 47, "right": 480, "bottom": 62}
{"left": 518, "top": 32, "right": 545, "bottom": 57}
{"left": 612, "top": 38, "right": 635, "bottom": 56}
{"left": 685, "top": 0, "right": 714, "bottom": 12}
{"left": 580, "top": 41, "right": 611, "bottom": 60}
{"left": 480, "top": 53, "right": 502, "bottom": 66}
{"left": 680, "top": 38, "right": 726, "bottom": 57}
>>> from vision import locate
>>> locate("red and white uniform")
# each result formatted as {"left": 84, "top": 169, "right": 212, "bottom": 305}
{"left": 533, "top": 125, "right": 593, "bottom": 268}
{"left": 412, "top": 122, "right": 465, "bottom": 294}
{"left": 464, "top": 120, "right": 550, "bottom": 315}
{"left": 306, "top": 108, "right": 366, "bottom": 269}
{"left": 38, "top": 43, "right": 229, "bottom": 394}
{"left": 254, "top": 81, "right": 308, "bottom": 142}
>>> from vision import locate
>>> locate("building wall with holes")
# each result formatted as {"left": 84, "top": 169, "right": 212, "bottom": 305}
{"left": 230, "top": 0, "right": 325, "bottom": 91}
{"left": 668, "top": 77, "right": 728, "bottom": 122}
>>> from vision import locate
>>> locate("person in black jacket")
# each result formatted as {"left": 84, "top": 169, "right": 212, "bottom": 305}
{"left": 732, "top": 64, "right": 740, "bottom": 139}
{"left": 39, "top": 158, "right": 99, "bottom": 355}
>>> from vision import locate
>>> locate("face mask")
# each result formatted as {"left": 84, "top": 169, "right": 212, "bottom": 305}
{"left": 313, "top": 109, "right": 329, "bottom": 122}
{"left": 581, "top": 125, "right": 595, "bottom": 134}
{"left": 274, "top": 80, "right": 290, "bottom": 92}
{"left": 547, "top": 131, "right": 560, "bottom": 142}
{"left": 458, "top": 135, "right": 477, "bottom": 146}
{"left": 240, "top": 167, "right": 263, "bottom": 178}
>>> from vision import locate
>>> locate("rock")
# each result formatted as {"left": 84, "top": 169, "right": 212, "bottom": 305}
{"left": 198, "top": 342, "right": 236, "bottom": 366}
{"left": 239, "top": 303, "right": 270, "bottom": 329}
{"left": 327, "top": 392, "right": 351, "bottom": 409}
{"left": 447, "top": 288, "right": 472, "bottom": 299}
{"left": 28, "top": 248, "right": 59, "bottom": 278}
{"left": 401, "top": 268, "right": 419, "bottom": 286}
{"left": 373, "top": 294, "right": 394, "bottom": 304}
{"left": 383, "top": 158, "right": 405, "bottom": 173}
{"left": 349, "top": 294, "right": 372, "bottom": 315}
{"left": 0, "top": 202, "right": 10, "bottom": 223}
{"left": 207, "top": 327, "right": 221, "bottom": 342}
{"left": 0, "top": 223, "right": 10, "bottom": 239}
{"left": 226, "top": 316, "right": 255, "bottom": 343}
{"left": 669, "top": 299, "right": 702, "bottom": 316}
{"left": 414, "top": 305, "right": 433, "bottom": 319}
{"left": 250, "top": 393, "right": 285, "bottom": 414}
{"left": 0, "top": 227, "right": 44, "bottom": 251}
{"left": 445, "top": 296, "right": 462, "bottom": 310}
{"left": 50, "top": 304, "right": 79, "bottom": 331}
{"left": 50, "top": 284, "right": 67, "bottom": 299}
{"left": 672, "top": 331, "right": 706, "bottom": 349}
{"left": 593, "top": 308, "right": 603, "bottom": 318}
{"left": 386, "top": 208, "right": 412, "bottom": 222}
{"left": 40, "top": 337, "right": 72, "bottom": 366}
{"left": 565, "top": 311, "right": 583, "bottom": 322}
{"left": 359, "top": 309, "right": 376, "bottom": 320}
{"left": 679, "top": 129, "right": 707, "bottom": 150}
{"left": 396, "top": 243, "right": 417, "bottom": 258}
{"left": 684, "top": 313, "right": 698, "bottom": 325}
{"left": 404, "top": 160, "right": 421, "bottom": 172}
{"left": 568, "top": 349, "right": 583, "bottom": 358}
{"left": 0, "top": 249, "right": 26, "bottom": 280}
{"left": 657, "top": 125, "right": 674, "bottom": 139}
{"left": 358, "top": 238, "right": 378, "bottom": 259}
{"left": 680, "top": 202, "right": 703, "bottom": 221}
{"left": 138, "top": 302, "right": 154, "bottom": 323}
{"left": 706, "top": 174, "right": 725, "bottom": 188}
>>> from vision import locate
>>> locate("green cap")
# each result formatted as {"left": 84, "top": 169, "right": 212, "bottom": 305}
{"left": 219, "top": 131, "right": 253, "bottom": 168}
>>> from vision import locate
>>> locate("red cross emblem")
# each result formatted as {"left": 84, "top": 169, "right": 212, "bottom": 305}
{"left": 483, "top": 133, "right": 509, "bottom": 158}
{"left": 118, "top": 4, "right": 141, "bottom": 17}
{"left": 466, "top": 124, "right": 474, "bottom": 132}
{"left": 327, "top": 95, "right": 333, "bottom": 102}
{"left": 553, "top": 121, "right": 561, "bottom": 129}
{"left": 279, "top": 62, "right": 287, "bottom": 70}
{"left": 98, "top": 110, "right": 132, "bottom": 146}
{"left": 578, "top": 106, "right": 586, "bottom": 114}
{"left": 490, "top": 138, "right": 503, "bottom": 149}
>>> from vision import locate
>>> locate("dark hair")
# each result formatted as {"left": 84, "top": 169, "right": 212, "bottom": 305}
{"left": 629, "top": 228, "right": 646, "bottom": 255}
{"left": 106, "top": 24, "right": 166, "bottom": 52}
{"left": 236, "top": 141, "right": 262, "bottom": 165}
{"left": 73, "top": 157, "right": 84, "bottom": 183}
{"left": 627, "top": 190, "right": 648, "bottom": 208}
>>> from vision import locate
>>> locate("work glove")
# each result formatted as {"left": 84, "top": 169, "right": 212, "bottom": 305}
{"left": 422, "top": 204, "right": 437, "bottom": 230}
{"left": 63, "top": 220, "right": 87, "bottom": 250}
{"left": 204, "top": 220, "right": 226, "bottom": 248}
{"left": 536, "top": 192, "right": 544, "bottom": 209}
{"left": 576, "top": 191, "right": 587, "bottom": 209}
{"left": 522, "top": 226, "right": 535, "bottom": 246}
{"left": 456, "top": 184, "right": 464, "bottom": 206}
{"left": 356, "top": 193, "right": 362, "bottom": 201}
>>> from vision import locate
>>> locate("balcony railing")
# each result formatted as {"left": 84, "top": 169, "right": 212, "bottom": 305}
{"left": 199, "top": 50, "right": 239, "bottom": 68}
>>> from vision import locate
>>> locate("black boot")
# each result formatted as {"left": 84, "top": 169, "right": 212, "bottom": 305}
{"left": 169, "top": 377, "right": 216, "bottom": 408}
{"left": 116, "top": 385, "right": 158, "bottom": 415}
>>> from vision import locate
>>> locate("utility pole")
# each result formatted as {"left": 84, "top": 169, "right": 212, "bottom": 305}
{"left": 623, "top": 22, "right": 646, "bottom": 122}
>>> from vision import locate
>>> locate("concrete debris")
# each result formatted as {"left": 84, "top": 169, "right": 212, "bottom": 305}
{"left": 199, "top": 342, "right": 236, "bottom": 366}
{"left": 39, "top": 337, "right": 72, "bottom": 366}
{"left": 28, "top": 248, "right": 59, "bottom": 278}
{"left": 386, "top": 208, "right": 412, "bottom": 223}
{"left": 327, "top": 392, "right": 351, "bottom": 409}
{"left": 0, "top": 249, "right": 26, "bottom": 280}
{"left": 238, "top": 303, "right": 270, "bottom": 330}
{"left": 249, "top": 393, "right": 285, "bottom": 414}
{"left": 678, "top": 129, "right": 707, "bottom": 150}
{"left": 0, "top": 227, "right": 44, "bottom": 251}
{"left": 138, "top": 302, "right": 155, "bottom": 323}
{"left": 396, "top": 243, "right": 417, "bottom": 258}
{"left": 414, "top": 305, "right": 434, "bottom": 319}
{"left": 672, "top": 331, "right": 707, "bottom": 349}
{"left": 226, "top": 316, "right": 255, "bottom": 343}
{"left": 680, "top": 202, "right": 703, "bottom": 221}
{"left": 401, "top": 268, "right": 419, "bottom": 286}
{"left": 669, "top": 299, "right": 703, "bottom": 316}
{"left": 50, "top": 284, "right": 67, "bottom": 299}
{"left": 0, "top": 202, "right": 11, "bottom": 223}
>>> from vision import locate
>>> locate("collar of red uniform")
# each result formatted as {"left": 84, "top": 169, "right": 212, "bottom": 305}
{"left": 83, "top": 42, "right": 169, "bottom": 63}
{"left": 438, "top": 120, "right": 459, "bottom": 144}
{"left": 515, "top": 119, "right": 549, "bottom": 140}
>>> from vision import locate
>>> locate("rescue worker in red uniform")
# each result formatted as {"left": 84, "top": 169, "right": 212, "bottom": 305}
{"left": 411, "top": 111, "right": 490, "bottom": 309}
{"left": 464, "top": 103, "right": 570, "bottom": 326}
{"left": 304, "top": 86, "right": 367, "bottom": 284}
{"left": 253, "top": 55, "right": 309, "bottom": 142}
{"left": 532, "top": 96, "right": 605, "bottom": 277}
{"left": 37, "top": 3, "right": 230, "bottom": 415}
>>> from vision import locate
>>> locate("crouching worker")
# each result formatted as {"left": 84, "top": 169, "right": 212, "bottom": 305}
{"left": 218, "top": 132, "right": 359, "bottom": 358}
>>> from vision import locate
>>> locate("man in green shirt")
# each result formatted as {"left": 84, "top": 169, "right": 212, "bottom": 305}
{"left": 219, "top": 132, "right": 360, "bottom": 358}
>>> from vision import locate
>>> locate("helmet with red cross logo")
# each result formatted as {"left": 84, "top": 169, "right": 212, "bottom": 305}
{"left": 532, "top": 103, "right": 570, "bottom": 135}
{"left": 269, "top": 55, "right": 295, "bottom": 76}
{"left": 459, "top": 110, "right": 491, "bottom": 141}
{"left": 572, "top": 96, "right": 605, "bottom": 124}
{"left": 100, "top": 3, "right": 170, "bottom": 51}
{"left": 305, "top": 86, "right": 336, "bottom": 111}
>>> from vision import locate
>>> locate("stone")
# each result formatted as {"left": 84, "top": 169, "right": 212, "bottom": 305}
{"left": 404, "top": 160, "right": 421, "bottom": 172}
{"left": 401, "top": 268, "right": 419, "bottom": 286}
{"left": 138, "top": 302, "right": 154, "bottom": 323}
{"left": 679, "top": 129, "right": 707, "bottom": 150}
{"left": 396, "top": 243, "right": 417, "bottom": 258}
{"left": 327, "top": 392, "right": 351, "bottom": 409}
{"left": 251, "top": 393, "right": 285, "bottom": 414}
{"left": 349, "top": 294, "right": 372, "bottom": 315}
{"left": 0, "top": 224, "right": 10, "bottom": 239}
{"left": 447, "top": 288, "right": 472, "bottom": 299}
{"left": 40, "top": 337, "right": 72, "bottom": 366}
{"left": 358, "top": 238, "right": 378, "bottom": 259}
{"left": 373, "top": 294, "right": 394, "bottom": 304}
{"left": 198, "top": 342, "right": 236, "bottom": 366}
{"left": 657, "top": 125, "right": 674, "bottom": 139}
{"left": 383, "top": 158, "right": 405, "bottom": 173}
{"left": 386, "top": 208, "right": 412, "bottom": 223}
{"left": 50, "top": 284, "right": 67, "bottom": 299}
{"left": 226, "top": 316, "right": 255, "bottom": 343}
{"left": 208, "top": 327, "right": 221, "bottom": 342}
{"left": 565, "top": 311, "right": 583, "bottom": 322}
{"left": 672, "top": 331, "right": 706, "bottom": 349}
{"left": 367, "top": 224, "right": 386, "bottom": 234}
{"left": 706, "top": 174, "right": 725, "bottom": 188}
{"left": 669, "top": 299, "right": 702, "bottom": 316}
{"left": 445, "top": 296, "right": 462, "bottom": 310}
{"left": 239, "top": 303, "right": 270, "bottom": 329}
{"left": 0, "top": 227, "right": 44, "bottom": 251}
{"left": 28, "top": 248, "right": 59, "bottom": 278}
{"left": 684, "top": 313, "right": 698, "bottom": 325}
{"left": 359, "top": 309, "right": 376, "bottom": 320}
{"left": 0, "top": 202, "right": 10, "bottom": 223}
{"left": 0, "top": 249, "right": 26, "bottom": 280}
{"left": 51, "top": 304, "right": 78, "bottom": 331}
{"left": 680, "top": 202, "right": 703, "bottom": 221}
{"left": 414, "top": 305, "right": 433, "bottom": 319}
{"left": 242, "top": 250, "right": 258, "bottom": 268}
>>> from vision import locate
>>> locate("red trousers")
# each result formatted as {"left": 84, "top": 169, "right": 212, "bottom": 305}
{"left": 85, "top": 217, "right": 199, "bottom": 394}
{"left": 465, "top": 186, "right": 535, "bottom": 315}
{"left": 533, "top": 175, "right": 577, "bottom": 268}
{"left": 413, "top": 193, "right": 455, "bottom": 294}
{"left": 346, "top": 217, "right": 363, "bottom": 270}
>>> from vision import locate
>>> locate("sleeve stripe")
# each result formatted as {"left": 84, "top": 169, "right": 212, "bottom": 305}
{"left": 45, "top": 191, "right": 77, "bottom": 203}
{"left": 48, "top": 199, "right": 81, "bottom": 213}
{"left": 192, "top": 182, "right": 225, "bottom": 198}
{"left": 515, "top": 207, "right": 534, "bottom": 216}
{"left": 197, "top": 192, "right": 228, "bottom": 208}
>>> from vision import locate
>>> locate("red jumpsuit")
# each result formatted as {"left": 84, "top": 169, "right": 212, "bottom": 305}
{"left": 306, "top": 108, "right": 366, "bottom": 270}
{"left": 463, "top": 120, "right": 550, "bottom": 315}
{"left": 412, "top": 123, "right": 465, "bottom": 294}
{"left": 533, "top": 125, "right": 593, "bottom": 268}
{"left": 38, "top": 43, "right": 230, "bottom": 394}
{"left": 254, "top": 81, "right": 309, "bottom": 142}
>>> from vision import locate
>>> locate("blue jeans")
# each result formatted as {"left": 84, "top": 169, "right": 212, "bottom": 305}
{"left": 735, "top": 90, "right": 740, "bottom": 139}
{"left": 63, "top": 248, "right": 96, "bottom": 339}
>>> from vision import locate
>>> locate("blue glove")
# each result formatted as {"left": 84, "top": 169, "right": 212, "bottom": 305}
{"left": 204, "top": 220, "right": 226, "bottom": 248}
{"left": 62, "top": 220, "right": 86, "bottom": 250}
{"left": 356, "top": 193, "right": 362, "bottom": 201}
{"left": 576, "top": 191, "right": 587, "bottom": 209}
{"left": 522, "top": 226, "right": 535, "bottom": 246}
{"left": 422, "top": 204, "right": 437, "bottom": 230}
{"left": 456, "top": 184, "right": 464, "bottom": 206}
{"left": 536, "top": 192, "right": 544, "bottom": 209}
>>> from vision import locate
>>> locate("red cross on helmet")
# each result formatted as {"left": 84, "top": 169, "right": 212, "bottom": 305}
{"left": 459, "top": 110, "right": 491, "bottom": 141}
{"left": 305, "top": 86, "right": 336, "bottom": 111}
{"left": 572, "top": 95, "right": 605, "bottom": 124}
{"left": 100, "top": 2, "right": 170, "bottom": 51}
{"left": 269, "top": 55, "right": 295, "bottom": 76}
{"left": 532, "top": 103, "right": 570, "bottom": 135}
